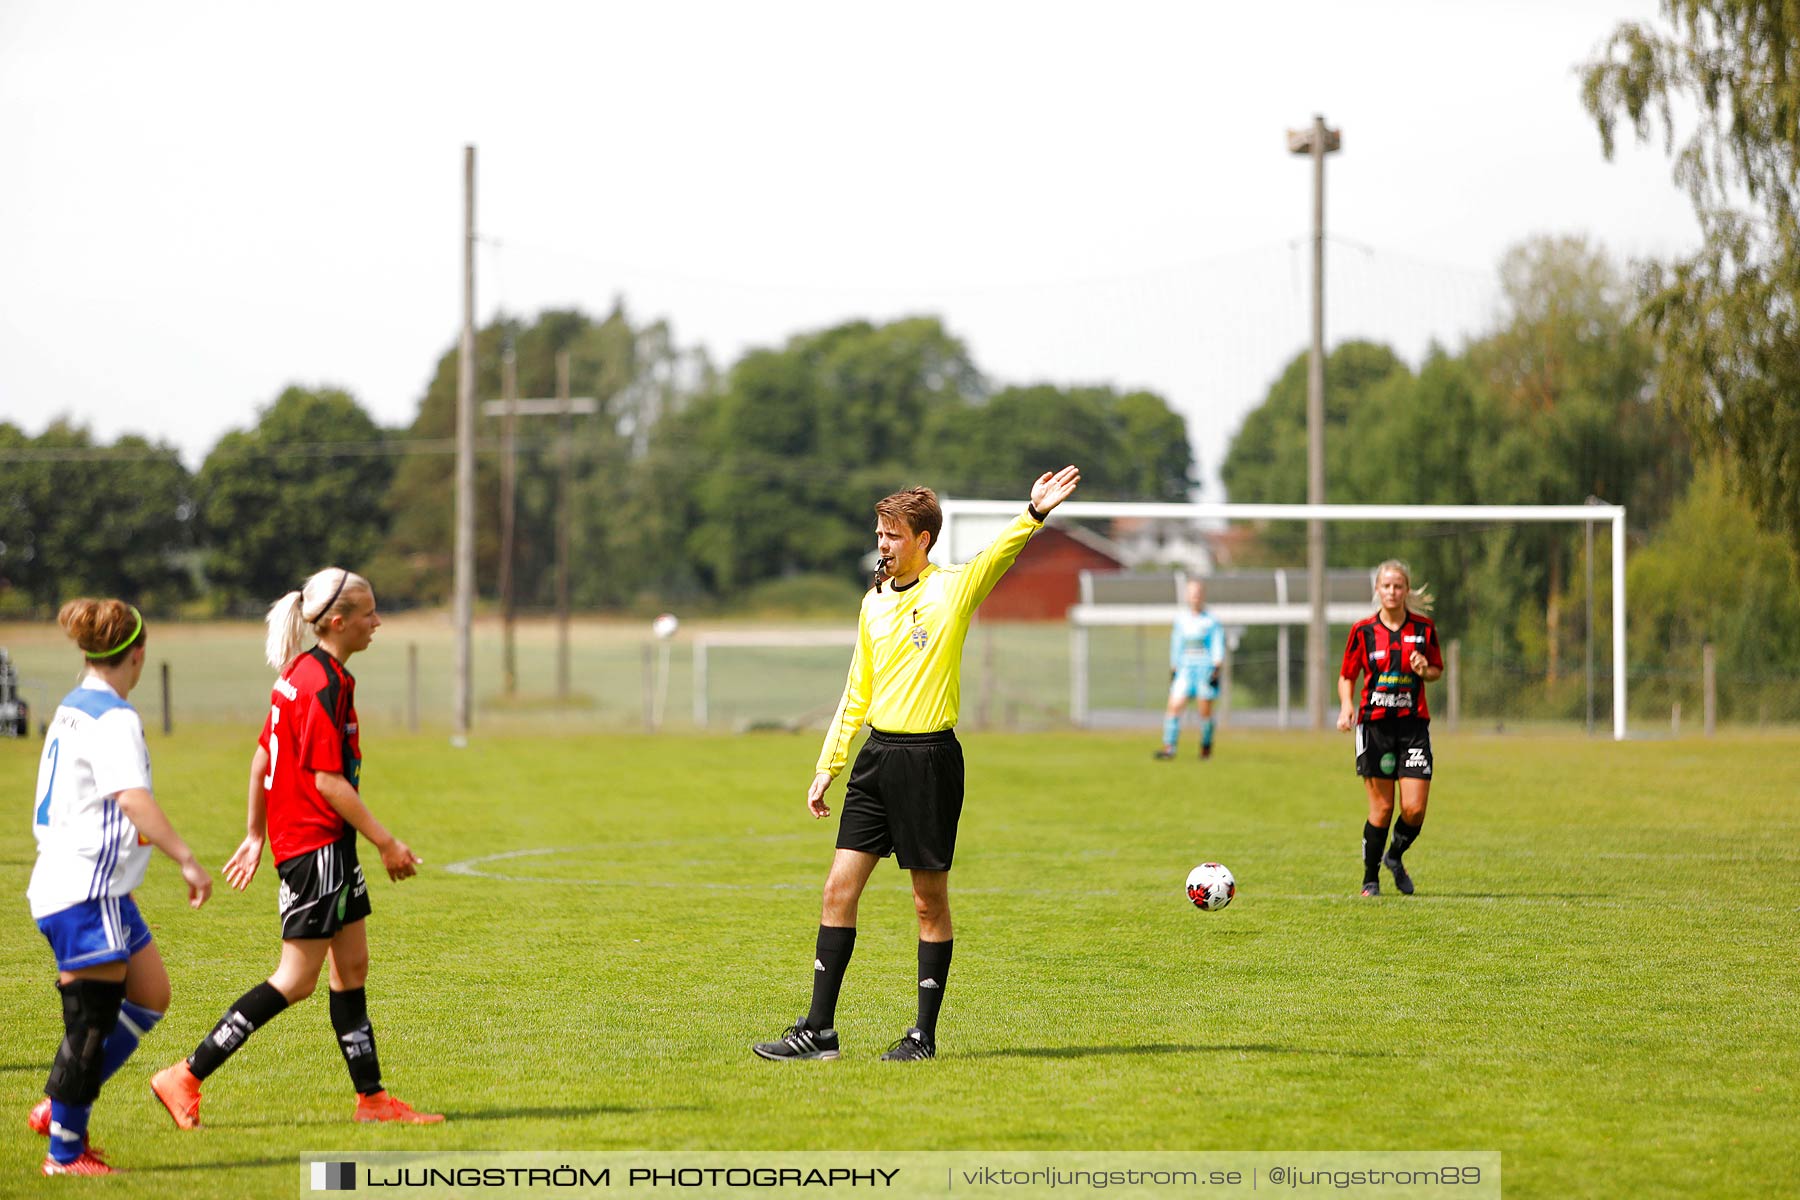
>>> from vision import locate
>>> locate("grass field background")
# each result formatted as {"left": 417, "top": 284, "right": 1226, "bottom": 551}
{"left": 3, "top": 724, "right": 1796, "bottom": 1198}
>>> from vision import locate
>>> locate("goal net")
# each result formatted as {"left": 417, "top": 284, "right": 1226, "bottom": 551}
{"left": 939, "top": 499, "right": 1631, "bottom": 740}
{"left": 690, "top": 629, "right": 858, "bottom": 731}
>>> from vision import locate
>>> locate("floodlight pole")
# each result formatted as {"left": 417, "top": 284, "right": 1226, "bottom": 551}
{"left": 452, "top": 144, "right": 476, "bottom": 748}
{"left": 1289, "top": 115, "right": 1340, "bottom": 731}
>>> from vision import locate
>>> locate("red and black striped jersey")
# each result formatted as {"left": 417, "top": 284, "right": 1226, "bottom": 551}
{"left": 257, "top": 647, "right": 361, "bottom": 862}
{"left": 1341, "top": 612, "right": 1442, "bottom": 722}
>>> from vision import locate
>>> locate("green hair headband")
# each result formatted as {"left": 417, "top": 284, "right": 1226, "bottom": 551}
{"left": 86, "top": 606, "right": 143, "bottom": 660}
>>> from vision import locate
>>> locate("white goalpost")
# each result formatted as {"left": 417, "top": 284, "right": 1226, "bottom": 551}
{"left": 691, "top": 629, "right": 858, "bottom": 728}
{"left": 937, "top": 499, "right": 1630, "bottom": 741}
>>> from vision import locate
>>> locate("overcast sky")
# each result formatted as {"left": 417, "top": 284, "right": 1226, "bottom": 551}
{"left": 1, "top": 1, "right": 1699, "bottom": 499}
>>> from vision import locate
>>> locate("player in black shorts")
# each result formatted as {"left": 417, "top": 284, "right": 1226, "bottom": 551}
{"left": 151, "top": 569, "right": 438, "bottom": 1127}
{"left": 753, "top": 467, "right": 1081, "bottom": 1062}
{"left": 1337, "top": 559, "right": 1443, "bottom": 898}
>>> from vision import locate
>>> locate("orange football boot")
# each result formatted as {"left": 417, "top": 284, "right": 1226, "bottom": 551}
{"left": 354, "top": 1091, "right": 444, "bottom": 1124}
{"left": 149, "top": 1060, "right": 203, "bottom": 1129}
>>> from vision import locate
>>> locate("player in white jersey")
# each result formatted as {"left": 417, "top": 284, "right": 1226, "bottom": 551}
{"left": 1154, "top": 580, "right": 1226, "bottom": 760}
{"left": 26, "top": 600, "right": 212, "bottom": 1177}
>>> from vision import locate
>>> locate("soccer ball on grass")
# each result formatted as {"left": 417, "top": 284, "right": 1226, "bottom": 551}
{"left": 1185, "top": 862, "right": 1235, "bottom": 911}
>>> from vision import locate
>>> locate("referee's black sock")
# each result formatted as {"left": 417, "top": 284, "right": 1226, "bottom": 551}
{"left": 1389, "top": 817, "right": 1423, "bottom": 861}
{"left": 915, "top": 938, "right": 953, "bottom": 1042}
{"left": 1361, "top": 821, "right": 1389, "bottom": 886}
{"left": 188, "top": 982, "right": 290, "bottom": 1081}
{"left": 806, "top": 925, "right": 856, "bottom": 1031}
{"left": 329, "top": 986, "right": 384, "bottom": 1096}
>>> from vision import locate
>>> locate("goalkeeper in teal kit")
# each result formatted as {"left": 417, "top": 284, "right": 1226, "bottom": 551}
{"left": 1154, "top": 579, "right": 1226, "bottom": 760}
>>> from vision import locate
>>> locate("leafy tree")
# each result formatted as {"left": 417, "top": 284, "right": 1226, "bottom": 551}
{"left": 1582, "top": 2, "right": 1800, "bottom": 561}
{"left": 1627, "top": 459, "right": 1800, "bottom": 716}
{"left": 374, "top": 322, "right": 507, "bottom": 606}
{"left": 682, "top": 317, "right": 982, "bottom": 593}
{"left": 1219, "top": 340, "right": 1411, "bottom": 568}
{"left": 930, "top": 385, "right": 1193, "bottom": 503}
{"left": 0, "top": 422, "right": 195, "bottom": 611}
{"left": 1112, "top": 389, "right": 1197, "bottom": 500}
{"left": 680, "top": 316, "right": 1196, "bottom": 594}
{"left": 198, "top": 387, "right": 392, "bottom": 608}
{"left": 1466, "top": 236, "right": 1686, "bottom": 677}
{"left": 373, "top": 304, "right": 708, "bottom": 608}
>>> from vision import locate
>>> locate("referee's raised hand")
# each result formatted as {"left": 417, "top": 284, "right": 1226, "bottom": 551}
{"left": 1031, "top": 465, "right": 1082, "bottom": 515}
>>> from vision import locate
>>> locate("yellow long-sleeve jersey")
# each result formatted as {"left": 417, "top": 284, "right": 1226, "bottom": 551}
{"left": 815, "top": 509, "right": 1043, "bottom": 777}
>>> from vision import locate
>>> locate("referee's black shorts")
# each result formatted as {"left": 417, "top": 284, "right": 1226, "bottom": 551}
{"left": 836, "top": 729, "right": 964, "bottom": 871}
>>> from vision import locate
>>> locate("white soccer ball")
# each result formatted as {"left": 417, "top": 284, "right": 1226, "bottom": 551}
{"left": 652, "top": 612, "right": 679, "bottom": 640}
{"left": 1185, "top": 862, "right": 1235, "bottom": 911}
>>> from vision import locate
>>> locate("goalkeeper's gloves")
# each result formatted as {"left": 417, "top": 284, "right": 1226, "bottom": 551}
{"left": 1208, "top": 668, "right": 1221, "bottom": 689}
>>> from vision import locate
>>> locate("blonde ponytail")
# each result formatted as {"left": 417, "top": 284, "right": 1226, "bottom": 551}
{"left": 264, "top": 590, "right": 309, "bottom": 670}
{"left": 265, "top": 567, "right": 369, "bottom": 670}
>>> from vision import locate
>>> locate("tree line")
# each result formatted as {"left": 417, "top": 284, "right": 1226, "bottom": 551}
{"left": 4, "top": 234, "right": 1797, "bottom": 706}
{"left": 0, "top": 307, "right": 1194, "bottom": 617}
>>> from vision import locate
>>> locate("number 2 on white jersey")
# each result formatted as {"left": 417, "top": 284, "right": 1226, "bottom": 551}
{"left": 264, "top": 705, "right": 279, "bottom": 789}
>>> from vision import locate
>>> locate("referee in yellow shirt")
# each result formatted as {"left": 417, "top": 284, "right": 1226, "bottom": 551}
{"left": 753, "top": 465, "right": 1081, "bottom": 1063}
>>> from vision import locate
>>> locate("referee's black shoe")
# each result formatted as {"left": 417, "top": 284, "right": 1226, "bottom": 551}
{"left": 752, "top": 1018, "right": 840, "bottom": 1061}
{"left": 880, "top": 1028, "right": 936, "bottom": 1061}
{"left": 1381, "top": 853, "right": 1415, "bottom": 895}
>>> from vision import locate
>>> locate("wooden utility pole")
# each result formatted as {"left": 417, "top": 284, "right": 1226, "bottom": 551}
{"left": 406, "top": 643, "right": 419, "bottom": 733}
{"left": 452, "top": 144, "right": 476, "bottom": 747}
{"left": 1702, "top": 642, "right": 1716, "bottom": 737}
{"left": 480, "top": 371, "right": 598, "bottom": 704}
{"left": 1288, "top": 115, "right": 1341, "bottom": 731}
{"left": 498, "top": 344, "right": 518, "bottom": 696}
{"left": 556, "top": 350, "right": 573, "bottom": 701}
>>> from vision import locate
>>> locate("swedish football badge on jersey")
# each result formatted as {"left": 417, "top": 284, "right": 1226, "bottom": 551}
{"left": 909, "top": 607, "right": 929, "bottom": 650}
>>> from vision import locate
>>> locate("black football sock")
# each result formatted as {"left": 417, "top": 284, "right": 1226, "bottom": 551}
{"left": 1389, "top": 816, "right": 1422, "bottom": 861}
{"left": 806, "top": 925, "right": 856, "bottom": 1031}
{"left": 329, "top": 986, "right": 384, "bottom": 1095}
{"left": 915, "top": 938, "right": 954, "bottom": 1041}
{"left": 1362, "top": 821, "right": 1389, "bottom": 885}
{"left": 188, "top": 982, "right": 290, "bottom": 1080}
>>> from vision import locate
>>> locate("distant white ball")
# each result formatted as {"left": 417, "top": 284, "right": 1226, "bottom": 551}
{"left": 652, "top": 612, "right": 679, "bottom": 640}
{"left": 1185, "top": 862, "right": 1235, "bottom": 911}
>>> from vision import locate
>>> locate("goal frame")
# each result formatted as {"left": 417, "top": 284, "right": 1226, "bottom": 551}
{"left": 691, "top": 629, "right": 857, "bottom": 728}
{"left": 937, "top": 499, "right": 1630, "bottom": 741}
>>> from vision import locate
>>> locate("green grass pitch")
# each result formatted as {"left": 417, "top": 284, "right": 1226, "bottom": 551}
{"left": 2, "top": 727, "right": 1796, "bottom": 1197}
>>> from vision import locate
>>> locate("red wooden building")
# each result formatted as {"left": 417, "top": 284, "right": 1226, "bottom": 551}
{"left": 979, "top": 525, "right": 1127, "bottom": 621}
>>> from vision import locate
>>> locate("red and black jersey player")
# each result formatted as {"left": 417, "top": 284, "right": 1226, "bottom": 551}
{"left": 1336, "top": 559, "right": 1444, "bottom": 898}
{"left": 151, "top": 568, "right": 442, "bottom": 1129}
